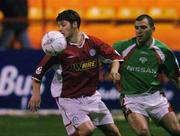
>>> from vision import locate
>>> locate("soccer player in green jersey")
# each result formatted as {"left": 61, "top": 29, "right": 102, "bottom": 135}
{"left": 113, "top": 14, "right": 180, "bottom": 136}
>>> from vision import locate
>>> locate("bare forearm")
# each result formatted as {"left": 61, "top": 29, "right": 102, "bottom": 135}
{"left": 32, "top": 79, "right": 41, "bottom": 95}
{"left": 110, "top": 61, "right": 120, "bottom": 81}
{"left": 28, "top": 79, "right": 42, "bottom": 112}
{"left": 111, "top": 61, "right": 120, "bottom": 73}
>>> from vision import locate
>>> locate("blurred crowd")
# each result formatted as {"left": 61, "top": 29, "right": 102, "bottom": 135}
{"left": 0, "top": 0, "right": 32, "bottom": 50}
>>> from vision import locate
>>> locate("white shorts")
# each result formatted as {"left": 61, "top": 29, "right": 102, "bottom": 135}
{"left": 120, "top": 91, "right": 173, "bottom": 122}
{"left": 55, "top": 91, "right": 114, "bottom": 135}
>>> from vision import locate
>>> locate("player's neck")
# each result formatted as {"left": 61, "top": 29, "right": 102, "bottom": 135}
{"left": 146, "top": 37, "right": 153, "bottom": 47}
{"left": 68, "top": 32, "right": 84, "bottom": 46}
{"left": 137, "top": 37, "right": 153, "bottom": 47}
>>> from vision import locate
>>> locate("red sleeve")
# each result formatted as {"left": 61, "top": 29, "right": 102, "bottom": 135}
{"left": 89, "top": 36, "right": 123, "bottom": 61}
{"left": 32, "top": 54, "right": 59, "bottom": 82}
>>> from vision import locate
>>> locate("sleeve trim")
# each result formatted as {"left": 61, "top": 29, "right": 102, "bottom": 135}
{"left": 113, "top": 59, "right": 124, "bottom": 62}
{"left": 32, "top": 77, "right": 41, "bottom": 82}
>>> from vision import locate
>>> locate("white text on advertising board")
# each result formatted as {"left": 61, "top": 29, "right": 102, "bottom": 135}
{"left": 0, "top": 65, "right": 44, "bottom": 96}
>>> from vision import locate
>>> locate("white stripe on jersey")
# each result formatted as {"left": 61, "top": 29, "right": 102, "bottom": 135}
{"left": 122, "top": 43, "right": 136, "bottom": 58}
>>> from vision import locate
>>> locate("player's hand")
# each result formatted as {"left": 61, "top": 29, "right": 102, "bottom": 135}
{"left": 28, "top": 94, "right": 41, "bottom": 112}
{"left": 110, "top": 61, "right": 120, "bottom": 83}
{"left": 110, "top": 71, "right": 120, "bottom": 83}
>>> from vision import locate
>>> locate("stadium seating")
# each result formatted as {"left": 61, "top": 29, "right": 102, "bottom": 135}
{"left": 0, "top": 10, "right": 3, "bottom": 20}
{"left": 85, "top": 7, "right": 115, "bottom": 21}
{"left": 148, "top": 7, "right": 178, "bottom": 21}
{"left": 116, "top": 7, "right": 146, "bottom": 21}
{"left": 0, "top": 10, "right": 3, "bottom": 35}
{"left": 28, "top": 7, "right": 42, "bottom": 20}
{"left": 25, "top": 0, "right": 180, "bottom": 50}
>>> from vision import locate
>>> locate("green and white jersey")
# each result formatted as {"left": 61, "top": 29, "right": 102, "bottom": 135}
{"left": 113, "top": 37, "right": 179, "bottom": 95}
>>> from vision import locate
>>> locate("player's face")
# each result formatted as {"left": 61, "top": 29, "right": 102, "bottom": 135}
{"left": 57, "top": 20, "right": 74, "bottom": 38}
{"left": 134, "top": 18, "right": 154, "bottom": 44}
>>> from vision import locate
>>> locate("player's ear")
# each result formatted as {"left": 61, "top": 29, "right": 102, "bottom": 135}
{"left": 152, "top": 26, "right": 155, "bottom": 32}
{"left": 72, "top": 22, "right": 77, "bottom": 28}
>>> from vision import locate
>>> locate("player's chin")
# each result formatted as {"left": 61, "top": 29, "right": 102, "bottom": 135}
{"left": 61, "top": 32, "right": 66, "bottom": 37}
{"left": 136, "top": 37, "right": 143, "bottom": 42}
{"left": 62, "top": 33, "right": 68, "bottom": 39}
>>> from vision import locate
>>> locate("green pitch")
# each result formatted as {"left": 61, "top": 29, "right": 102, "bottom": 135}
{"left": 0, "top": 115, "right": 171, "bottom": 136}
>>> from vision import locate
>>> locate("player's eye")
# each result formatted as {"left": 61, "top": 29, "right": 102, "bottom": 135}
{"left": 58, "top": 25, "right": 62, "bottom": 28}
{"left": 140, "top": 26, "right": 147, "bottom": 29}
{"left": 135, "top": 25, "right": 147, "bottom": 30}
{"left": 134, "top": 26, "right": 139, "bottom": 30}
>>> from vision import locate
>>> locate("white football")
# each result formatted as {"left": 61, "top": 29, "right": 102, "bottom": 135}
{"left": 41, "top": 31, "right": 67, "bottom": 56}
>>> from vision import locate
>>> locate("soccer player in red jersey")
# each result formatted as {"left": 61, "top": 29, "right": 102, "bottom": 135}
{"left": 28, "top": 9, "right": 123, "bottom": 136}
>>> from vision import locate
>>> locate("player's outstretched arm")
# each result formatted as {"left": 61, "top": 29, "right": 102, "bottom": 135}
{"left": 109, "top": 61, "right": 120, "bottom": 83}
{"left": 28, "top": 79, "right": 41, "bottom": 112}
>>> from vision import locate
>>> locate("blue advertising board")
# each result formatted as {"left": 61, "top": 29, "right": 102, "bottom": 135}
{"left": 0, "top": 50, "right": 180, "bottom": 112}
{"left": 0, "top": 50, "right": 54, "bottom": 109}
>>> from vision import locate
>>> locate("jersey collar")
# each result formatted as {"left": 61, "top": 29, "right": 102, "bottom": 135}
{"left": 136, "top": 37, "right": 155, "bottom": 48}
{"left": 68, "top": 32, "right": 89, "bottom": 48}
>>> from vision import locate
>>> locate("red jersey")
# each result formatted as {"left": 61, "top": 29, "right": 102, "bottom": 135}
{"left": 32, "top": 33, "right": 122, "bottom": 98}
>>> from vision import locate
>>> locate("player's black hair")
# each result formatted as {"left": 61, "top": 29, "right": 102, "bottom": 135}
{"left": 136, "top": 14, "right": 154, "bottom": 27}
{"left": 56, "top": 9, "right": 81, "bottom": 29}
